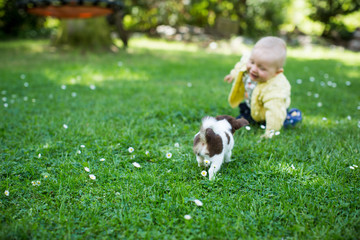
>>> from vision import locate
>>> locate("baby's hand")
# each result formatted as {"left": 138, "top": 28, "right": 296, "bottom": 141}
{"left": 224, "top": 74, "right": 234, "bottom": 83}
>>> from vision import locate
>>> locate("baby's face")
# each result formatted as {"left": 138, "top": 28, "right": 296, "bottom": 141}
{"left": 246, "top": 48, "right": 282, "bottom": 82}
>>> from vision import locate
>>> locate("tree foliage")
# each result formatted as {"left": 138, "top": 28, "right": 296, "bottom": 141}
{"left": 0, "top": 0, "right": 46, "bottom": 38}
{"left": 123, "top": 0, "right": 290, "bottom": 37}
{"left": 308, "top": 0, "right": 360, "bottom": 40}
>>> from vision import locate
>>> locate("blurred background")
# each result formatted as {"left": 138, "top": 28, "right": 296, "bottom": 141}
{"left": 1, "top": 0, "right": 359, "bottom": 51}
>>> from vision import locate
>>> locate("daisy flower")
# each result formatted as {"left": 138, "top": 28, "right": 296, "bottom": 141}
{"left": 201, "top": 171, "right": 207, "bottom": 177}
{"left": 194, "top": 199, "right": 203, "bottom": 207}
{"left": 77, "top": 150, "right": 81, "bottom": 154}
{"left": 36, "top": 181, "right": 41, "bottom": 186}
{"left": 184, "top": 215, "right": 192, "bottom": 220}
{"left": 174, "top": 142, "right": 180, "bottom": 148}
{"left": 89, "top": 174, "right": 96, "bottom": 180}
{"left": 31, "top": 181, "right": 36, "bottom": 186}
{"left": 145, "top": 151, "right": 150, "bottom": 155}
{"left": 350, "top": 166, "right": 355, "bottom": 170}
{"left": 245, "top": 126, "right": 251, "bottom": 131}
{"left": 4, "top": 190, "right": 9, "bottom": 196}
{"left": 132, "top": 162, "right": 141, "bottom": 168}
{"left": 100, "top": 158, "right": 105, "bottom": 162}
{"left": 84, "top": 167, "right": 90, "bottom": 172}
{"left": 63, "top": 124, "right": 68, "bottom": 129}
{"left": 166, "top": 152, "right": 172, "bottom": 159}
{"left": 80, "top": 145, "right": 85, "bottom": 148}
{"left": 204, "top": 160, "right": 210, "bottom": 167}
{"left": 128, "top": 147, "right": 134, "bottom": 153}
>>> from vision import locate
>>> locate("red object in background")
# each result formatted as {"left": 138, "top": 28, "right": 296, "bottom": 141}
{"left": 27, "top": 5, "right": 113, "bottom": 18}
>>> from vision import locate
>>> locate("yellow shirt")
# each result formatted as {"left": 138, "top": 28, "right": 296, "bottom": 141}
{"left": 228, "top": 56, "right": 291, "bottom": 137}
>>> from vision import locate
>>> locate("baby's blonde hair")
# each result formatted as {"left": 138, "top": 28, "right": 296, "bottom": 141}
{"left": 253, "top": 36, "right": 287, "bottom": 69}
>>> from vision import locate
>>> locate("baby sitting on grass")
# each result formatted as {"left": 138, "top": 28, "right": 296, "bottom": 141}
{"left": 224, "top": 36, "right": 302, "bottom": 138}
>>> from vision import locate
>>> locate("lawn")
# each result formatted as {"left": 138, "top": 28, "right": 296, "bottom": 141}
{"left": 0, "top": 37, "right": 359, "bottom": 239}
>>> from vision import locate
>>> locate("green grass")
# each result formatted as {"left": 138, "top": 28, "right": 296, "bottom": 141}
{"left": 1, "top": 37, "right": 359, "bottom": 239}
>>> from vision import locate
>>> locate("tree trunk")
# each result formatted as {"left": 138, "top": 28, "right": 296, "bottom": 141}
{"left": 54, "top": 17, "right": 112, "bottom": 50}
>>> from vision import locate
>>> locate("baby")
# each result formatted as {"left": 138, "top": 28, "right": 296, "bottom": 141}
{"left": 224, "top": 36, "right": 301, "bottom": 138}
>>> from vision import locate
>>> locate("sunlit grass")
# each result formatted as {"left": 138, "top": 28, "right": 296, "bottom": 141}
{"left": 1, "top": 37, "right": 359, "bottom": 239}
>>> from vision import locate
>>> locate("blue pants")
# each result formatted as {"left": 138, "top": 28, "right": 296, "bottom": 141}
{"left": 236, "top": 102, "right": 302, "bottom": 128}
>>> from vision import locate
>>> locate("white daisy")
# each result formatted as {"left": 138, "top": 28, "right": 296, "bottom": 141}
{"left": 132, "top": 162, "right": 141, "bottom": 168}
{"left": 128, "top": 147, "right": 134, "bottom": 153}
{"left": 77, "top": 150, "right": 81, "bottom": 154}
{"left": 84, "top": 167, "right": 90, "bottom": 172}
{"left": 145, "top": 151, "right": 150, "bottom": 155}
{"left": 166, "top": 152, "right": 172, "bottom": 159}
{"left": 184, "top": 215, "right": 192, "bottom": 220}
{"left": 4, "top": 190, "right": 9, "bottom": 196}
{"left": 204, "top": 160, "right": 210, "bottom": 167}
{"left": 194, "top": 199, "right": 203, "bottom": 207}
{"left": 63, "top": 124, "right": 68, "bottom": 129}
{"left": 38, "top": 153, "right": 41, "bottom": 158}
{"left": 174, "top": 142, "right": 180, "bottom": 148}
{"left": 80, "top": 145, "right": 85, "bottom": 148}
{"left": 100, "top": 158, "right": 105, "bottom": 162}
{"left": 350, "top": 166, "right": 355, "bottom": 170}
{"left": 89, "top": 174, "right": 96, "bottom": 180}
{"left": 201, "top": 171, "right": 207, "bottom": 177}
{"left": 245, "top": 126, "right": 251, "bottom": 131}
{"left": 260, "top": 125, "right": 266, "bottom": 129}
{"left": 36, "top": 181, "right": 41, "bottom": 186}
